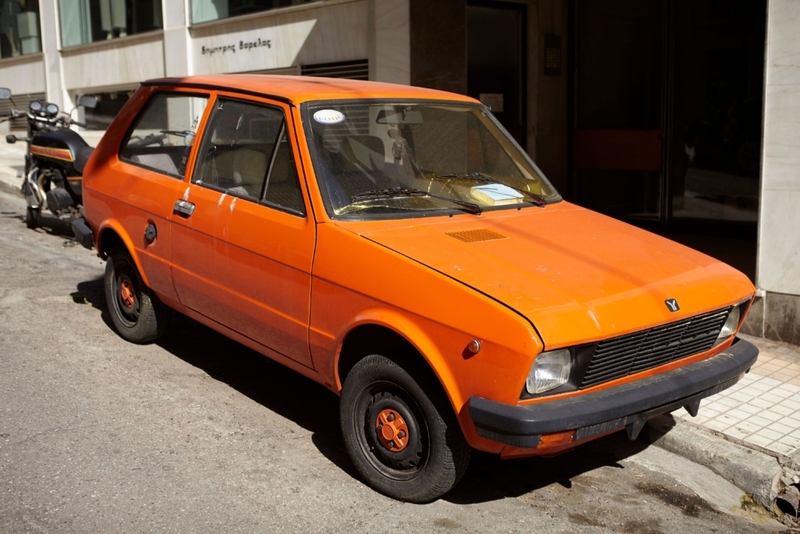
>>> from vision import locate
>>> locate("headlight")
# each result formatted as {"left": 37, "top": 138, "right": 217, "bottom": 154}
{"left": 526, "top": 348, "right": 572, "bottom": 395}
{"left": 714, "top": 305, "right": 741, "bottom": 346}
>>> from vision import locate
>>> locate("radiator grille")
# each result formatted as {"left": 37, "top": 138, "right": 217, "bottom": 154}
{"left": 580, "top": 307, "right": 731, "bottom": 388}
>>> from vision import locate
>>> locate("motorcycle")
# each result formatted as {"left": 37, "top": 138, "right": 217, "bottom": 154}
{"left": 0, "top": 87, "right": 97, "bottom": 229}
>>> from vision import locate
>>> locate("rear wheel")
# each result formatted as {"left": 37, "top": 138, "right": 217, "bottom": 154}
{"left": 340, "top": 354, "right": 471, "bottom": 503}
{"left": 25, "top": 207, "right": 41, "bottom": 229}
{"left": 104, "top": 247, "right": 167, "bottom": 343}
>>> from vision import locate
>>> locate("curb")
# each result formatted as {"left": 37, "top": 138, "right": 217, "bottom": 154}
{"left": 0, "top": 167, "right": 22, "bottom": 197}
{"left": 646, "top": 414, "right": 782, "bottom": 511}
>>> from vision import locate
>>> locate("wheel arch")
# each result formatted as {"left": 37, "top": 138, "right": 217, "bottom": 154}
{"left": 335, "top": 314, "right": 466, "bottom": 416}
{"left": 96, "top": 221, "right": 151, "bottom": 287}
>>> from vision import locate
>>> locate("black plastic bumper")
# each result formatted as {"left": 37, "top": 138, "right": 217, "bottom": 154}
{"left": 468, "top": 337, "right": 758, "bottom": 448}
{"left": 71, "top": 217, "right": 94, "bottom": 250}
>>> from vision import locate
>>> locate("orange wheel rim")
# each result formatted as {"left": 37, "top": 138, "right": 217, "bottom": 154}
{"left": 120, "top": 279, "right": 135, "bottom": 309}
{"left": 375, "top": 409, "right": 409, "bottom": 452}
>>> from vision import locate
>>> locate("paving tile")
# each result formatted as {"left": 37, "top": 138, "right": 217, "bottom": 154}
{"left": 750, "top": 397, "right": 777, "bottom": 409}
{"left": 771, "top": 404, "right": 799, "bottom": 416}
{"left": 724, "top": 425, "right": 752, "bottom": 440}
{"left": 734, "top": 420, "right": 764, "bottom": 434}
{"left": 767, "top": 421, "right": 796, "bottom": 435}
{"left": 747, "top": 433, "right": 777, "bottom": 448}
{"left": 709, "top": 396, "right": 742, "bottom": 409}
{"left": 744, "top": 414, "right": 778, "bottom": 428}
{"left": 697, "top": 409, "right": 721, "bottom": 422}
{"left": 778, "top": 398, "right": 800, "bottom": 411}
{"left": 746, "top": 381, "right": 773, "bottom": 393}
{"left": 788, "top": 376, "right": 800, "bottom": 387}
{"left": 770, "top": 441, "right": 798, "bottom": 455}
{"left": 758, "top": 410, "right": 784, "bottom": 422}
{"left": 728, "top": 391, "right": 755, "bottom": 403}
{"left": 704, "top": 418, "right": 732, "bottom": 432}
{"left": 755, "top": 427, "right": 785, "bottom": 441}
{"left": 774, "top": 383, "right": 800, "bottom": 396}
{"left": 759, "top": 376, "right": 784, "bottom": 388}
{"left": 760, "top": 392, "right": 788, "bottom": 404}
{"left": 776, "top": 435, "right": 800, "bottom": 449}
{"left": 737, "top": 404, "right": 763, "bottom": 416}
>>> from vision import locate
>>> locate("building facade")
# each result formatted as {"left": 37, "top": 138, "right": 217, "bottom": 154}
{"left": 0, "top": 0, "right": 797, "bottom": 344}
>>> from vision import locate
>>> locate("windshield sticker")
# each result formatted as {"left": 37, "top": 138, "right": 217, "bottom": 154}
{"left": 313, "top": 109, "right": 345, "bottom": 124}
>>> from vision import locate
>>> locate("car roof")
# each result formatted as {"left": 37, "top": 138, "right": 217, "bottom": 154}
{"left": 143, "top": 75, "right": 481, "bottom": 106}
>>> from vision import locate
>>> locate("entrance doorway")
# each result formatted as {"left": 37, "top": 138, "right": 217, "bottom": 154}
{"left": 467, "top": 1, "right": 526, "bottom": 149}
{"left": 571, "top": 0, "right": 765, "bottom": 277}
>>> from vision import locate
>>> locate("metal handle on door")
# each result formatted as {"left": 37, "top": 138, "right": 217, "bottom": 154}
{"left": 173, "top": 199, "right": 195, "bottom": 217}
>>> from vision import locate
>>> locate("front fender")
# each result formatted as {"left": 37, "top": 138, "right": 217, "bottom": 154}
{"left": 332, "top": 307, "right": 465, "bottom": 408}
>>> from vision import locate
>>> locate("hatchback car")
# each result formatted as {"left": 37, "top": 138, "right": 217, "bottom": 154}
{"left": 74, "top": 75, "right": 758, "bottom": 503}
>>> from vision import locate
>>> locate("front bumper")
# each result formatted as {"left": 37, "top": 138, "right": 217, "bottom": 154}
{"left": 468, "top": 337, "right": 758, "bottom": 448}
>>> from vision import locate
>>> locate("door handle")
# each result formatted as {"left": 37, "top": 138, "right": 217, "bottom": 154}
{"left": 173, "top": 199, "right": 195, "bottom": 217}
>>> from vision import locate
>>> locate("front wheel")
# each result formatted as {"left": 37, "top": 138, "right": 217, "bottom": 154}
{"left": 104, "top": 247, "right": 167, "bottom": 343}
{"left": 25, "top": 206, "right": 41, "bottom": 229}
{"left": 340, "top": 354, "right": 471, "bottom": 503}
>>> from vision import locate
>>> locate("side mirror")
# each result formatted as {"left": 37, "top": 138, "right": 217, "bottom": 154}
{"left": 77, "top": 95, "right": 97, "bottom": 109}
{"left": 0, "top": 88, "right": 11, "bottom": 100}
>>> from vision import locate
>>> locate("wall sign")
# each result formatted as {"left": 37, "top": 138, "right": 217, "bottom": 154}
{"left": 544, "top": 34, "right": 562, "bottom": 76}
{"left": 201, "top": 38, "right": 272, "bottom": 56}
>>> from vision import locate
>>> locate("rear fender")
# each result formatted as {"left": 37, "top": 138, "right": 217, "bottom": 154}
{"left": 96, "top": 219, "right": 152, "bottom": 288}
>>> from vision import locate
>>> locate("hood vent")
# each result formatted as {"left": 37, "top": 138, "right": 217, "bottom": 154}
{"left": 446, "top": 229, "right": 508, "bottom": 243}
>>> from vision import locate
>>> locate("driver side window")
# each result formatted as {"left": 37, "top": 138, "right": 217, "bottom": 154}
{"left": 120, "top": 93, "right": 209, "bottom": 179}
{"left": 193, "top": 97, "right": 305, "bottom": 215}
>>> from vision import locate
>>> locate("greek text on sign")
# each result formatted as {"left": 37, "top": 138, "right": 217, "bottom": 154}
{"left": 201, "top": 38, "right": 272, "bottom": 56}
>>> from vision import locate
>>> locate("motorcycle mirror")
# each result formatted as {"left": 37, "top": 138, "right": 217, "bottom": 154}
{"left": 0, "top": 88, "right": 11, "bottom": 100}
{"left": 77, "top": 95, "right": 97, "bottom": 109}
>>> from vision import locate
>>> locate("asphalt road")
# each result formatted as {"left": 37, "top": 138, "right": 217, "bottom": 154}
{"left": 0, "top": 191, "right": 784, "bottom": 533}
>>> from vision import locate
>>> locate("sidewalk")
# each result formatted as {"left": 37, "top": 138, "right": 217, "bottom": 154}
{"left": 0, "top": 136, "right": 798, "bottom": 521}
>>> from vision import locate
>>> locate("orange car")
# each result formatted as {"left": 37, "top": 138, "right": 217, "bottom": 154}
{"left": 73, "top": 75, "right": 757, "bottom": 503}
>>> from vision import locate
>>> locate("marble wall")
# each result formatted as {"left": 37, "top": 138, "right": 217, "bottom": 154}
{"left": 748, "top": 0, "right": 800, "bottom": 345}
{"left": 0, "top": 54, "right": 45, "bottom": 96}
{"left": 189, "top": 0, "right": 369, "bottom": 75}
{"left": 61, "top": 32, "right": 166, "bottom": 92}
{"left": 371, "top": 0, "right": 410, "bottom": 85}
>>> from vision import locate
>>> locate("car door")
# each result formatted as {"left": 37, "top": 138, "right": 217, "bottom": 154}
{"left": 170, "top": 94, "right": 315, "bottom": 368}
{"left": 114, "top": 89, "right": 210, "bottom": 303}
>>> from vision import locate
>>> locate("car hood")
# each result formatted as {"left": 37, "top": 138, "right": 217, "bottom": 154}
{"left": 347, "top": 202, "right": 754, "bottom": 348}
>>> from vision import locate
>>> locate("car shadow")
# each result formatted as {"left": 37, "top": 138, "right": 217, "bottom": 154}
{"left": 69, "top": 276, "right": 678, "bottom": 503}
{"left": 157, "top": 313, "right": 357, "bottom": 477}
{"left": 443, "top": 420, "right": 675, "bottom": 505}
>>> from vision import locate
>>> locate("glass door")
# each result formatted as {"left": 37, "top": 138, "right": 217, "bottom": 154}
{"left": 573, "top": 0, "right": 666, "bottom": 222}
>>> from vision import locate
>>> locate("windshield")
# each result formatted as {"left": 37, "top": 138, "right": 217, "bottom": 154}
{"left": 304, "top": 101, "right": 561, "bottom": 218}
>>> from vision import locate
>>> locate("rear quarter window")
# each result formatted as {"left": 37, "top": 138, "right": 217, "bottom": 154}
{"left": 119, "top": 93, "right": 209, "bottom": 179}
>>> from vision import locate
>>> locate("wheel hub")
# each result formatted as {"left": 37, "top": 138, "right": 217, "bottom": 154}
{"left": 120, "top": 279, "right": 135, "bottom": 309}
{"left": 375, "top": 408, "right": 409, "bottom": 452}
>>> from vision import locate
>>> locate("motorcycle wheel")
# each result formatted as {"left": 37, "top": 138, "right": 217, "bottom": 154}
{"left": 25, "top": 207, "right": 41, "bottom": 229}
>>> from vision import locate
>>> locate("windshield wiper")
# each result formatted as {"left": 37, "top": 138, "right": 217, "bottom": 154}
{"left": 434, "top": 172, "right": 547, "bottom": 207}
{"left": 351, "top": 187, "right": 483, "bottom": 215}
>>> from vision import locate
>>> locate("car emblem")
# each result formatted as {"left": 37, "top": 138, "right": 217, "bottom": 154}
{"left": 665, "top": 298, "right": 680, "bottom": 312}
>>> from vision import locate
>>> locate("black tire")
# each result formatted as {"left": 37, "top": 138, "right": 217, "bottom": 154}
{"left": 25, "top": 207, "right": 40, "bottom": 229}
{"left": 340, "top": 354, "right": 471, "bottom": 503}
{"left": 104, "top": 247, "right": 167, "bottom": 343}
